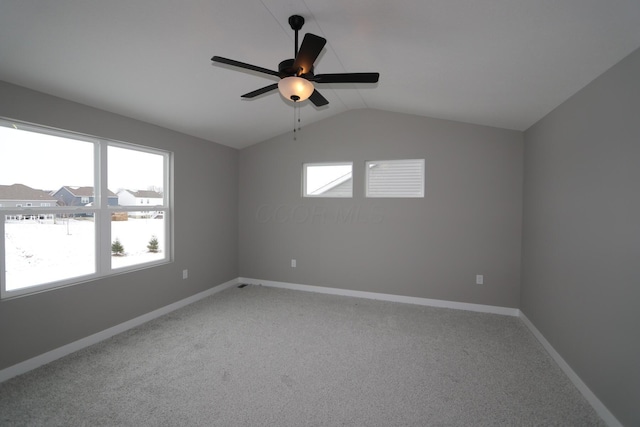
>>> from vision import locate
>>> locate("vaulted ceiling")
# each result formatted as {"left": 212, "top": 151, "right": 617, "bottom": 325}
{"left": 1, "top": 1, "right": 640, "bottom": 149}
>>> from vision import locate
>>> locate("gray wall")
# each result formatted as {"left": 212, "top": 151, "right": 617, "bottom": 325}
{"left": 239, "top": 109, "right": 523, "bottom": 308}
{"left": 5, "top": 48, "right": 636, "bottom": 423}
{"left": 522, "top": 48, "right": 640, "bottom": 426}
{"left": 0, "top": 81, "right": 238, "bottom": 371}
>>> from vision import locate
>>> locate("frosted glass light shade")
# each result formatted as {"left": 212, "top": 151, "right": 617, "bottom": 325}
{"left": 278, "top": 76, "right": 314, "bottom": 102}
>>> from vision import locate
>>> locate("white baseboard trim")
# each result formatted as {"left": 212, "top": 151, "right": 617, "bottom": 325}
{"left": 1, "top": 276, "right": 620, "bottom": 427}
{"left": 0, "top": 278, "right": 239, "bottom": 384}
{"left": 519, "top": 313, "right": 622, "bottom": 427}
{"left": 238, "top": 277, "right": 520, "bottom": 316}
{"left": 240, "top": 277, "right": 619, "bottom": 426}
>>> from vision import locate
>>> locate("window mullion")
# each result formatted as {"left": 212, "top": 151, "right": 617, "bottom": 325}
{"left": 0, "top": 219, "right": 5, "bottom": 298}
{"left": 97, "top": 141, "right": 111, "bottom": 275}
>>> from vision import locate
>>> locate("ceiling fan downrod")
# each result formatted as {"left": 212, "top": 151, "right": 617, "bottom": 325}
{"left": 288, "top": 15, "right": 305, "bottom": 58}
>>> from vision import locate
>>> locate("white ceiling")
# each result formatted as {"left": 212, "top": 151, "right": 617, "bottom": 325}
{"left": 1, "top": 1, "right": 640, "bottom": 149}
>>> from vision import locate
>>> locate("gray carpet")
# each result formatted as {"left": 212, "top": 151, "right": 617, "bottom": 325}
{"left": 0, "top": 285, "right": 604, "bottom": 426}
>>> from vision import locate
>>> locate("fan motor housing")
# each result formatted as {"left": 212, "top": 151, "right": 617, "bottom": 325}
{"left": 278, "top": 59, "right": 313, "bottom": 77}
{"left": 278, "top": 59, "right": 294, "bottom": 75}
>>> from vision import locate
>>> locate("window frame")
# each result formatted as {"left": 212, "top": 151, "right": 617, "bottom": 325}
{"left": 0, "top": 117, "right": 173, "bottom": 299}
{"left": 302, "top": 162, "right": 353, "bottom": 198}
{"left": 365, "top": 159, "right": 425, "bottom": 198}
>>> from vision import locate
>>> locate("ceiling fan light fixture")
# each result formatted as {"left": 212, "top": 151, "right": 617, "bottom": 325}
{"left": 211, "top": 15, "right": 378, "bottom": 107}
{"left": 278, "top": 76, "right": 314, "bottom": 102}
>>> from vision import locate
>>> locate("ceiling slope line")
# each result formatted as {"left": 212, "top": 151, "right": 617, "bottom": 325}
{"left": 301, "top": 0, "right": 372, "bottom": 110}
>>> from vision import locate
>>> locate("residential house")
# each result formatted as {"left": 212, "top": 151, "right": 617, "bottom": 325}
{"left": 317, "top": 177, "right": 351, "bottom": 197}
{"left": 52, "top": 186, "right": 118, "bottom": 208}
{"left": 117, "top": 189, "right": 163, "bottom": 207}
{"left": 0, "top": 183, "right": 58, "bottom": 221}
{"left": 117, "top": 189, "right": 163, "bottom": 218}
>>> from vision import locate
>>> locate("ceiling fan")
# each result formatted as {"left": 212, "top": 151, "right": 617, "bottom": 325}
{"left": 211, "top": 15, "right": 379, "bottom": 106}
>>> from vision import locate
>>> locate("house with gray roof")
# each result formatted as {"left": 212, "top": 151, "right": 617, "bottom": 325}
{"left": 117, "top": 189, "right": 163, "bottom": 207}
{"left": 52, "top": 186, "right": 118, "bottom": 208}
{"left": 0, "top": 183, "right": 58, "bottom": 220}
{"left": 117, "top": 189, "right": 164, "bottom": 219}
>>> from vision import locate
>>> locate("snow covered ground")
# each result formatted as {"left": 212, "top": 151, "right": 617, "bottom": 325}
{"left": 4, "top": 217, "right": 165, "bottom": 291}
{"left": 111, "top": 217, "right": 166, "bottom": 269}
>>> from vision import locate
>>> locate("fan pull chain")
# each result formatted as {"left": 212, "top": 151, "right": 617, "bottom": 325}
{"left": 293, "top": 102, "right": 302, "bottom": 141}
{"left": 293, "top": 103, "right": 297, "bottom": 141}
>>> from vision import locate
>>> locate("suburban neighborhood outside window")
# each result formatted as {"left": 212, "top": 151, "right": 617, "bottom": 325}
{"left": 109, "top": 145, "right": 168, "bottom": 270}
{"left": 303, "top": 162, "right": 353, "bottom": 197}
{"left": 0, "top": 118, "right": 172, "bottom": 298}
{"left": 365, "top": 159, "right": 425, "bottom": 198}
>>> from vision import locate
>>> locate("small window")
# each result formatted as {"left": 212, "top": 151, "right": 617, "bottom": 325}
{"left": 303, "top": 162, "right": 352, "bottom": 198}
{"left": 366, "top": 159, "right": 425, "bottom": 198}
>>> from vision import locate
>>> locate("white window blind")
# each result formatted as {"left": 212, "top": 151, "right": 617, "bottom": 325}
{"left": 366, "top": 159, "right": 425, "bottom": 198}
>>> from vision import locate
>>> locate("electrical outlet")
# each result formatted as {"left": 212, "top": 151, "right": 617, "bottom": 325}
{"left": 183, "top": 269, "right": 188, "bottom": 279}
{"left": 291, "top": 259, "right": 296, "bottom": 268}
{"left": 476, "top": 274, "right": 483, "bottom": 285}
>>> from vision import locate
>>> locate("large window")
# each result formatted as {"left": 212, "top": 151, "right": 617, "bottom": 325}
{"left": 303, "top": 162, "right": 353, "bottom": 198}
{"left": 365, "top": 159, "right": 425, "bottom": 198}
{"left": 0, "top": 118, "right": 172, "bottom": 298}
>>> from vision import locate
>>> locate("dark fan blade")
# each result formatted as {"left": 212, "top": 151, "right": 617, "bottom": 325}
{"left": 313, "top": 73, "right": 380, "bottom": 83}
{"left": 211, "top": 56, "right": 280, "bottom": 77}
{"left": 241, "top": 83, "right": 279, "bottom": 99}
{"left": 292, "top": 33, "right": 326, "bottom": 75}
{"left": 309, "top": 89, "right": 328, "bottom": 107}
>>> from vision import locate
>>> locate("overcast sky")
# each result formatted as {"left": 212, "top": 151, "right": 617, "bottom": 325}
{"left": 0, "top": 125, "right": 164, "bottom": 192}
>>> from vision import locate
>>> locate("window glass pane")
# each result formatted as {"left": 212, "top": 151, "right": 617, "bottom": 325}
{"left": 108, "top": 146, "right": 164, "bottom": 204}
{"left": 366, "top": 159, "right": 425, "bottom": 198}
{"left": 303, "top": 163, "right": 352, "bottom": 197}
{"left": 111, "top": 211, "right": 166, "bottom": 269}
{"left": 1, "top": 122, "right": 97, "bottom": 294}
{"left": 4, "top": 214, "right": 95, "bottom": 291}
{"left": 0, "top": 125, "right": 94, "bottom": 195}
